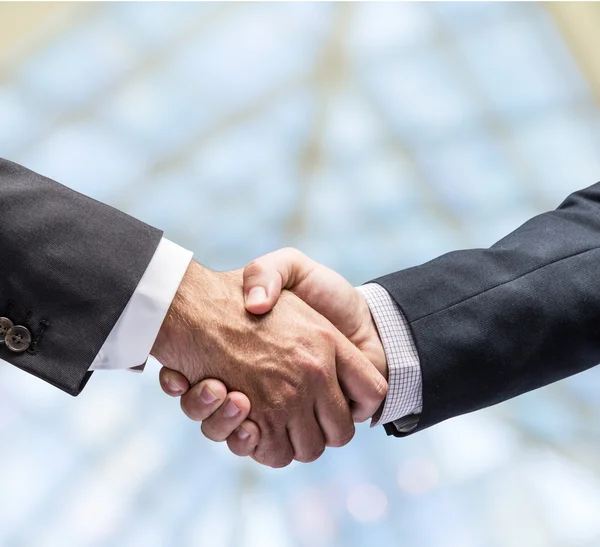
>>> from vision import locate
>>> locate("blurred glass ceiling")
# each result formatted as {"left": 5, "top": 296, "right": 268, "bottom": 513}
{"left": 1, "top": 3, "right": 600, "bottom": 547}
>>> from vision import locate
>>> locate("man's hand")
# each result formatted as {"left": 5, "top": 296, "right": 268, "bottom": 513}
{"left": 152, "top": 260, "right": 387, "bottom": 467}
{"left": 160, "top": 369, "right": 260, "bottom": 456}
{"left": 160, "top": 367, "right": 261, "bottom": 457}
{"left": 243, "top": 248, "right": 387, "bottom": 380}
{"left": 160, "top": 249, "right": 388, "bottom": 460}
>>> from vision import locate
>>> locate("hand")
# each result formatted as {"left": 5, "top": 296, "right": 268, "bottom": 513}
{"left": 160, "top": 249, "right": 387, "bottom": 459}
{"left": 243, "top": 248, "right": 387, "bottom": 380}
{"left": 152, "top": 260, "right": 387, "bottom": 467}
{"left": 160, "top": 368, "right": 260, "bottom": 457}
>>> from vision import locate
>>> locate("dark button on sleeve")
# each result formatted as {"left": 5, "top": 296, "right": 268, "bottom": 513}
{"left": 0, "top": 317, "right": 14, "bottom": 343}
{"left": 5, "top": 325, "right": 32, "bottom": 353}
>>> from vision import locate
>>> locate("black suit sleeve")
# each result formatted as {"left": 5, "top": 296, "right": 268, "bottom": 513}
{"left": 374, "top": 181, "right": 600, "bottom": 436}
{"left": 0, "top": 158, "right": 162, "bottom": 395}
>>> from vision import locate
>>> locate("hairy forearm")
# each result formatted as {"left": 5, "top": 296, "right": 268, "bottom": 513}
{"left": 151, "top": 260, "right": 209, "bottom": 380}
{"left": 151, "top": 261, "right": 248, "bottom": 385}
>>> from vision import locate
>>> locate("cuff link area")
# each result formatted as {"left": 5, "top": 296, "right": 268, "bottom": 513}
{"left": 0, "top": 316, "right": 32, "bottom": 353}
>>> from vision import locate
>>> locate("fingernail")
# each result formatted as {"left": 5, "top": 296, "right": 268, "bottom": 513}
{"left": 166, "top": 379, "right": 183, "bottom": 395}
{"left": 237, "top": 427, "right": 250, "bottom": 440}
{"left": 245, "top": 286, "right": 267, "bottom": 307}
{"left": 200, "top": 387, "right": 218, "bottom": 404}
{"left": 224, "top": 400, "right": 240, "bottom": 418}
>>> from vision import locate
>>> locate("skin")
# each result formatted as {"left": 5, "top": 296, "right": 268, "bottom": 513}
{"left": 159, "top": 249, "right": 388, "bottom": 463}
{"left": 151, "top": 258, "right": 387, "bottom": 467}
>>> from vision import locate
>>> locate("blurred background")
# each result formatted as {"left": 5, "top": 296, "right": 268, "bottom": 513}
{"left": 1, "top": 2, "right": 600, "bottom": 546}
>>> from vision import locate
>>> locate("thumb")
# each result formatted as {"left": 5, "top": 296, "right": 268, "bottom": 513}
{"left": 243, "top": 248, "right": 364, "bottom": 342}
{"left": 243, "top": 248, "right": 314, "bottom": 315}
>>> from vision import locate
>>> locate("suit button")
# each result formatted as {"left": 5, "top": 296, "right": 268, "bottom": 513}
{"left": 0, "top": 317, "right": 14, "bottom": 343}
{"left": 5, "top": 325, "right": 32, "bottom": 353}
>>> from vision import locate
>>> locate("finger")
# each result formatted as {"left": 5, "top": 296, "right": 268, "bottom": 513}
{"left": 286, "top": 410, "right": 326, "bottom": 463}
{"left": 159, "top": 367, "right": 190, "bottom": 397}
{"left": 334, "top": 332, "right": 388, "bottom": 422}
{"left": 244, "top": 249, "right": 365, "bottom": 340}
{"left": 226, "top": 420, "right": 260, "bottom": 457}
{"left": 252, "top": 424, "right": 295, "bottom": 468}
{"left": 243, "top": 248, "right": 314, "bottom": 315}
{"left": 201, "top": 392, "right": 251, "bottom": 442}
{"left": 314, "top": 378, "right": 355, "bottom": 447}
{"left": 180, "top": 379, "right": 228, "bottom": 422}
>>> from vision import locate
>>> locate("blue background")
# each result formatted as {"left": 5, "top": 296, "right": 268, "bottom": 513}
{"left": 1, "top": 3, "right": 600, "bottom": 546}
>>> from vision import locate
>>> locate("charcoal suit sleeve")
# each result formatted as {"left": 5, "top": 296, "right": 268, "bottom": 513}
{"left": 0, "top": 158, "right": 162, "bottom": 395}
{"left": 373, "top": 181, "right": 600, "bottom": 436}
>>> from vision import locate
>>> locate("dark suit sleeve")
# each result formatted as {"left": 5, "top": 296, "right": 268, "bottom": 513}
{"left": 0, "top": 158, "right": 162, "bottom": 395}
{"left": 373, "top": 181, "right": 600, "bottom": 436}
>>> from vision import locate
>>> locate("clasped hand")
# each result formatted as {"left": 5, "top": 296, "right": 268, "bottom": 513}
{"left": 151, "top": 249, "right": 388, "bottom": 468}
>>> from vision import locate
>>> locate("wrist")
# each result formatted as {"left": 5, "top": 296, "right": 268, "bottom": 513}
{"left": 151, "top": 261, "right": 210, "bottom": 378}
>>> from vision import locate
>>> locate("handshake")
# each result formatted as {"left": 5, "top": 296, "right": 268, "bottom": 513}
{"left": 151, "top": 248, "right": 388, "bottom": 468}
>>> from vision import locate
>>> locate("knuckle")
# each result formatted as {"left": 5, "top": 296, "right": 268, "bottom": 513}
{"left": 317, "top": 324, "right": 335, "bottom": 344}
{"left": 281, "top": 247, "right": 303, "bottom": 260}
{"left": 259, "top": 403, "right": 291, "bottom": 430}
{"left": 180, "top": 397, "right": 201, "bottom": 422}
{"left": 371, "top": 375, "right": 388, "bottom": 404}
{"left": 296, "top": 446, "right": 325, "bottom": 464}
{"left": 254, "top": 435, "right": 294, "bottom": 468}
{"left": 255, "top": 448, "right": 293, "bottom": 468}
{"left": 265, "top": 413, "right": 287, "bottom": 432}
{"left": 201, "top": 421, "right": 227, "bottom": 443}
{"left": 301, "top": 352, "right": 329, "bottom": 379}
{"left": 328, "top": 426, "right": 355, "bottom": 448}
{"left": 227, "top": 440, "right": 252, "bottom": 458}
{"left": 268, "top": 454, "right": 294, "bottom": 468}
{"left": 244, "top": 260, "right": 264, "bottom": 279}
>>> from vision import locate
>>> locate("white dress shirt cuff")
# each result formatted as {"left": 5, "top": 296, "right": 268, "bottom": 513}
{"left": 356, "top": 283, "right": 423, "bottom": 427}
{"left": 88, "top": 238, "right": 193, "bottom": 371}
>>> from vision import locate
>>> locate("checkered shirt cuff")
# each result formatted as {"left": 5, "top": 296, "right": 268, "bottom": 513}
{"left": 356, "top": 283, "right": 423, "bottom": 428}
